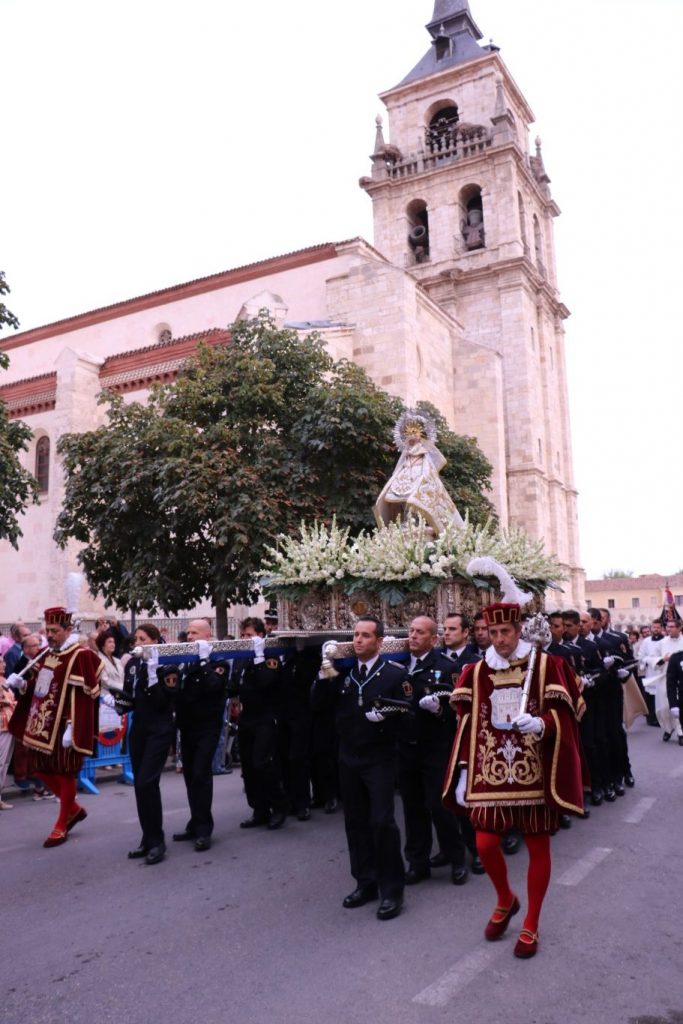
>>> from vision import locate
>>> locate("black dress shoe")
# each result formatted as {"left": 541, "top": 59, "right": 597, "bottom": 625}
{"left": 579, "top": 808, "right": 591, "bottom": 819}
{"left": 502, "top": 833, "right": 521, "bottom": 855}
{"left": 451, "top": 865, "right": 469, "bottom": 885}
{"left": 239, "top": 815, "right": 269, "bottom": 829}
{"left": 323, "top": 798, "right": 339, "bottom": 814}
{"left": 559, "top": 814, "right": 572, "bottom": 829}
{"left": 647, "top": 717, "right": 660, "bottom": 727}
{"left": 590, "top": 789, "right": 604, "bottom": 806}
{"left": 343, "top": 886, "right": 378, "bottom": 909}
{"left": 430, "top": 851, "right": 449, "bottom": 868}
{"left": 613, "top": 781, "right": 625, "bottom": 797}
{"left": 194, "top": 836, "right": 211, "bottom": 851}
{"left": 604, "top": 785, "right": 616, "bottom": 802}
{"left": 405, "top": 866, "right": 431, "bottom": 885}
{"left": 663, "top": 731, "right": 672, "bottom": 743}
{"left": 267, "top": 811, "right": 287, "bottom": 830}
{"left": 297, "top": 808, "right": 312, "bottom": 822}
{"left": 128, "top": 843, "right": 148, "bottom": 859}
{"left": 377, "top": 898, "right": 402, "bottom": 921}
{"left": 172, "top": 831, "right": 195, "bottom": 842}
{"left": 624, "top": 774, "right": 635, "bottom": 787}
{"left": 145, "top": 843, "right": 166, "bottom": 865}
{"left": 471, "top": 854, "right": 486, "bottom": 875}
{"left": 679, "top": 737, "right": 683, "bottom": 747}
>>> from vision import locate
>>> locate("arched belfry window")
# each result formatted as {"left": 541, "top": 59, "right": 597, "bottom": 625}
{"left": 35, "top": 436, "right": 50, "bottom": 494}
{"left": 406, "top": 199, "right": 430, "bottom": 264}
{"left": 460, "top": 184, "right": 485, "bottom": 251}
{"left": 425, "top": 105, "right": 459, "bottom": 155}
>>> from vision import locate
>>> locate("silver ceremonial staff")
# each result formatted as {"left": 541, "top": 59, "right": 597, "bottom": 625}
{"left": 517, "top": 613, "right": 552, "bottom": 718}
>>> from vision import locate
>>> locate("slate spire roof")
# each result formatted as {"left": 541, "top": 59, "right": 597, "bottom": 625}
{"left": 397, "top": 1, "right": 497, "bottom": 87}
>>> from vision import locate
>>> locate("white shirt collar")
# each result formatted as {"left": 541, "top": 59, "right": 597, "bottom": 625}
{"left": 485, "top": 639, "right": 532, "bottom": 671}
{"left": 357, "top": 654, "right": 380, "bottom": 674}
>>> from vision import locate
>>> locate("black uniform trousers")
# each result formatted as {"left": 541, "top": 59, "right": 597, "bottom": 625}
{"left": 579, "top": 688, "right": 610, "bottom": 792}
{"left": 239, "top": 714, "right": 286, "bottom": 818}
{"left": 339, "top": 746, "right": 404, "bottom": 900}
{"left": 179, "top": 718, "right": 223, "bottom": 838}
{"left": 278, "top": 709, "right": 313, "bottom": 813}
{"left": 398, "top": 741, "right": 467, "bottom": 870}
{"left": 604, "top": 679, "right": 631, "bottom": 782}
{"left": 129, "top": 712, "right": 175, "bottom": 849}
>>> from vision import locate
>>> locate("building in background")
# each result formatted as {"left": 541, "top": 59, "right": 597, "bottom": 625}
{"left": 584, "top": 575, "right": 683, "bottom": 629}
{"left": 0, "top": 1, "right": 584, "bottom": 621}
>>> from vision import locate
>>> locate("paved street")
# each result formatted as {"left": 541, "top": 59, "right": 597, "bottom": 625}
{"left": 2, "top": 720, "right": 683, "bottom": 1024}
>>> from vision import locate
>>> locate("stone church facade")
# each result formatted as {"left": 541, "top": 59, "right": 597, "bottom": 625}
{"left": 0, "top": 1, "right": 584, "bottom": 622}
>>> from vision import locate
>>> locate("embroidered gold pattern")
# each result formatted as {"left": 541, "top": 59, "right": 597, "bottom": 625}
{"left": 475, "top": 727, "right": 542, "bottom": 788}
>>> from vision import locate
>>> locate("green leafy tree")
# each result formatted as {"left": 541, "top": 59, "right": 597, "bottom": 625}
{"left": 603, "top": 569, "right": 635, "bottom": 579}
{"left": 0, "top": 271, "right": 38, "bottom": 547}
{"left": 55, "top": 313, "right": 495, "bottom": 632}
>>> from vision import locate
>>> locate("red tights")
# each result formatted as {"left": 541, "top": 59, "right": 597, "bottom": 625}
{"left": 35, "top": 773, "right": 80, "bottom": 835}
{"left": 476, "top": 830, "right": 552, "bottom": 934}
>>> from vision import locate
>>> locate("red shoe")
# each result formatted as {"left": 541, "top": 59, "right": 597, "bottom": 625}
{"left": 484, "top": 895, "right": 520, "bottom": 940}
{"left": 43, "top": 829, "right": 68, "bottom": 848}
{"left": 513, "top": 928, "right": 539, "bottom": 959}
{"left": 66, "top": 806, "right": 87, "bottom": 832}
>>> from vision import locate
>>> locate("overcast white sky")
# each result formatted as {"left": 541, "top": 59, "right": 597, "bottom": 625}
{"left": 2, "top": 0, "right": 682, "bottom": 581}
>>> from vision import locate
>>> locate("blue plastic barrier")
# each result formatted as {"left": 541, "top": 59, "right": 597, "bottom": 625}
{"left": 78, "top": 713, "right": 134, "bottom": 794}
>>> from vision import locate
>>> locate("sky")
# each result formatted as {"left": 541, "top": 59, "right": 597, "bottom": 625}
{"left": 2, "top": 0, "right": 682, "bottom": 581}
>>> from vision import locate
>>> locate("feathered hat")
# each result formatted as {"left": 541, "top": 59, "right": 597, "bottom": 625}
{"left": 466, "top": 556, "right": 533, "bottom": 626}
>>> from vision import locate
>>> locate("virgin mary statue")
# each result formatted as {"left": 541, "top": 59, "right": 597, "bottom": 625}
{"left": 374, "top": 409, "right": 464, "bottom": 537}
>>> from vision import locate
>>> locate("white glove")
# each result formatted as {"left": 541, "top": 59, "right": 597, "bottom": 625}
{"left": 252, "top": 636, "right": 266, "bottom": 664}
{"left": 513, "top": 713, "right": 544, "bottom": 735}
{"left": 580, "top": 675, "right": 594, "bottom": 690}
{"left": 603, "top": 655, "right": 615, "bottom": 669}
{"left": 671, "top": 707, "right": 680, "bottom": 718}
{"left": 617, "top": 668, "right": 629, "bottom": 680}
{"left": 365, "top": 709, "right": 385, "bottom": 723}
{"left": 197, "top": 640, "right": 212, "bottom": 660}
{"left": 322, "top": 641, "right": 339, "bottom": 659}
{"left": 62, "top": 722, "right": 73, "bottom": 748}
{"left": 418, "top": 694, "right": 442, "bottom": 715}
{"left": 455, "top": 769, "right": 468, "bottom": 807}
{"left": 5, "top": 672, "right": 26, "bottom": 694}
{"left": 146, "top": 646, "right": 160, "bottom": 687}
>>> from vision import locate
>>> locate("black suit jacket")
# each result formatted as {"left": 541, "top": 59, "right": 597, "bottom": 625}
{"left": 666, "top": 651, "right": 683, "bottom": 710}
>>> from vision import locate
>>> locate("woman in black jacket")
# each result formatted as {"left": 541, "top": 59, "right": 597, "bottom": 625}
{"left": 124, "top": 623, "right": 176, "bottom": 865}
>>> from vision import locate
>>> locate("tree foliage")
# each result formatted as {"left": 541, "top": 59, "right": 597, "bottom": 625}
{"left": 0, "top": 271, "right": 38, "bottom": 547}
{"left": 603, "top": 569, "right": 635, "bottom": 579}
{"left": 55, "top": 313, "right": 496, "bottom": 626}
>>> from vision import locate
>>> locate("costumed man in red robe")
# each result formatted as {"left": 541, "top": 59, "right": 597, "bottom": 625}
{"left": 8, "top": 607, "right": 101, "bottom": 848}
{"left": 443, "top": 559, "right": 585, "bottom": 959}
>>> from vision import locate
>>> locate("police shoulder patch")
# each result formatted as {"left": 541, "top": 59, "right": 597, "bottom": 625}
{"left": 266, "top": 658, "right": 280, "bottom": 670}
{"left": 403, "top": 681, "right": 413, "bottom": 697}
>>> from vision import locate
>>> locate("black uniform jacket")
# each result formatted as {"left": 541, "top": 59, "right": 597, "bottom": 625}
{"left": 399, "top": 649, "right": 458, "bottom": 751}
{"left": 311, "top": 657, "right": 407, "bottom": 757}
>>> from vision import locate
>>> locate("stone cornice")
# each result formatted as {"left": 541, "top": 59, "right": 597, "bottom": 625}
{"left": 0, "top": 372, "right": 57, "bottom": 418}
{"left": 99, "top": 329, "right": 231, "bottom": 394}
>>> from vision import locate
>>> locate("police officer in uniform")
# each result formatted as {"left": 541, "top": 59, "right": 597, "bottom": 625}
{"left": 312, "top": 616, "right": 406, "bottom": 920}
{"left": 232, "top": 617, "right": 288, "bottom": 831}
{"left": 172, "top": 619, "right": 231, "bottom": 852}
{"left": 398, "top": 615, "right": 471, "bottom": 885}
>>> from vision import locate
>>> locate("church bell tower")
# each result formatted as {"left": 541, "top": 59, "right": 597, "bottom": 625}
{"left": 360, "top": 0, "right": 584, "bottom": 604}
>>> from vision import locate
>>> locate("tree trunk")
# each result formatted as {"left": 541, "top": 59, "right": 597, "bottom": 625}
{"left": 214, "top": 595, "right": 228, "bottom": 639}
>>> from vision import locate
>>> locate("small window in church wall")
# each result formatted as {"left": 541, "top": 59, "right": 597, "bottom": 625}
{"left": 533, "top": 215, "right": 545, "bottom": 273}
{"left": 608, "top": 599, "right": 615, "bottom": 609}
{"left": 35, "top": 436, "right": 50, "bottom": 494}
{"left": 632, "top": 598, "right": 640, "bottom": 609}
{"left": 518, "top": 192, "right": 528, "bottom": 254}
{"left": 530, "top": 327, "right": 535, "bottom": 350}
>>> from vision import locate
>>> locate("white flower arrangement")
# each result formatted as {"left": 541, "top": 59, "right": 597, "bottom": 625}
{"left": 261, "top": 515, "right": 564, "bottom": 598}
